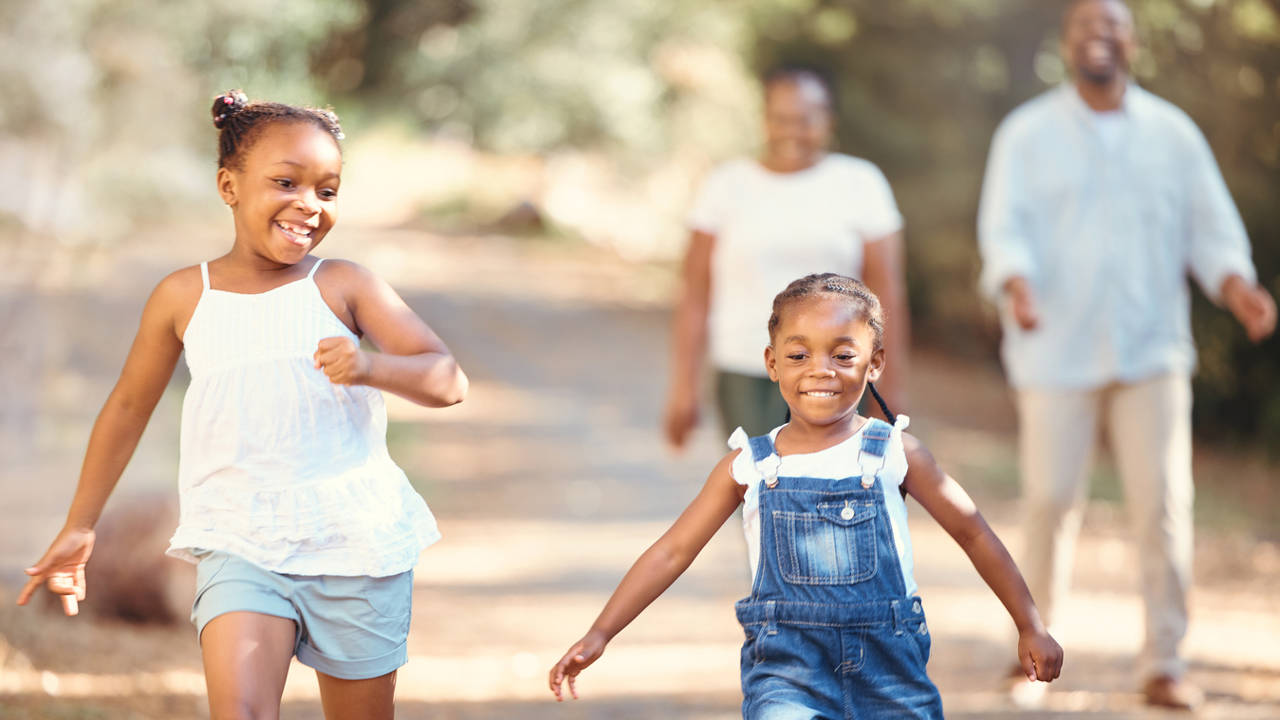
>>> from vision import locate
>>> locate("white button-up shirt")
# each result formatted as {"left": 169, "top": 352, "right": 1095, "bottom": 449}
{"left": 978, "top": 83, "right": 1258, "bottom": 389}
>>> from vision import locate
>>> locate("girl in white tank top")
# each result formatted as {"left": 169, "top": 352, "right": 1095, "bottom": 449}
{"left": 18, "top": 91, "right": 469, "bottom": 718}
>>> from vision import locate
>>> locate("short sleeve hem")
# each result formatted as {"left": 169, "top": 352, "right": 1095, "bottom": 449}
{"left": 726, "top": 426, "right": 758, "bottom": 487}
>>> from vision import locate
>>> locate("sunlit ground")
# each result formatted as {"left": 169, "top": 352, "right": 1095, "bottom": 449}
{"left": 2, "top": 228, "right": 1277, "bottom": 719}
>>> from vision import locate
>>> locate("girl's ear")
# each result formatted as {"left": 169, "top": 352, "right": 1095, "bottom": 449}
{"left": 866, "top": 347, "right": 886, "bottom": 382}
{"left": 764, "top": 345, "right": 779, "bottom": 382}
{"left": 216, "top": 167, "right": 238, "bottom": 207}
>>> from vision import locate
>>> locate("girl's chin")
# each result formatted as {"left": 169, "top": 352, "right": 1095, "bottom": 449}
{"left": 787, "top": 410, "right": 859, "bottom": 428}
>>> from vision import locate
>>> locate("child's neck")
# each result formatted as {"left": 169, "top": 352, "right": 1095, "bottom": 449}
{"left": 221, "top": 241, "right": 308, "bottom": 274}
{"left": 775, "top": 413, "right": 868, "bottom": 456}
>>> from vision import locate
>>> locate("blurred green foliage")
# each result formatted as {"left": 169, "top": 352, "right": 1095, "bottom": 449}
{"left": 0, "top": 0, "right": 363, "bottom": 236}
{"left": 730, "top": 0, "right": 1280, "bottom": 444}
{"left": 2, "top": 0, "right": 1276, "bottom": 443}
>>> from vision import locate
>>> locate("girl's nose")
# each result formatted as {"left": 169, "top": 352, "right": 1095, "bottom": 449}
{"left": 294, "top": 191, "right": 320, "bottom": 214}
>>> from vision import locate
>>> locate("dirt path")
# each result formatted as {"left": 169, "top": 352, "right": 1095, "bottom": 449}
{"left": 1, "top": 229, "right": 1277, "bottom": 719}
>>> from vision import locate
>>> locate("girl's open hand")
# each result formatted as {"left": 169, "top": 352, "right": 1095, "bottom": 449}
{"left": 1018, "top": 628, "right": 1063, "bottom": 682}
{"left": 17, "top": 527, "right": 95, "bottom": 616}
{"left": 314, "top": 336, "right": 371, "bottom": 385}
{"left": 548, "top": 631, "right": 607, "bottom": 701}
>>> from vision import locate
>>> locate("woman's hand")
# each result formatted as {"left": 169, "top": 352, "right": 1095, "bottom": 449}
{"left": 548, "top": 630, "right": 608, "bottom": 701}
{"left": 1018, "top": 628, "right": 1064, "bottom": 682}
{"left": 663, "top": 389, "right": 700, "bottom": 450}
{"left": 17, "top": 527, "right": 96, "bottom": 616}
{"left": 314, "top": 336, "right": 371, "bottom": 385}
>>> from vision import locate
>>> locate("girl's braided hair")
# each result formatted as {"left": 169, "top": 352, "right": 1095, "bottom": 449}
{"left": 211, "top": 89, "right": 344, "bottom": 171}
{"left": 768, "top": 273, "right": 896, "bottom": 423}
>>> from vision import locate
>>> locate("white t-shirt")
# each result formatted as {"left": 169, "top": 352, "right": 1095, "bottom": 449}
{"left": 688, "top": 154, "right": 904, "bottom": 376}
{"left": 727, "top": 415, "right": 918, "bottom": 596}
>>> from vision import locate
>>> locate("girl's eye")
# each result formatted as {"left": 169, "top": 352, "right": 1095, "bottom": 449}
{"left": 274, "top": 178, "right": 294, "bottom": 189}
{"left": 786, "top": 353, "right": 808, "bottom": 361}
{"left": 319, "top": 189, "right": 338, "bottom": 200}
{"left": 834, "top": 354, "right": 855, "bottom": 362}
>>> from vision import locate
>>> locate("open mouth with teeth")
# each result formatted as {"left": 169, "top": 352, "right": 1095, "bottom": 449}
{"left": 1083, "top": 39, "right": 1115, "bottom": 63}
{"left": 801, "top": 390, "right": 840, "bottom": 398}
{"left": 274, "top": 220, "right": 314, "bottom": 246}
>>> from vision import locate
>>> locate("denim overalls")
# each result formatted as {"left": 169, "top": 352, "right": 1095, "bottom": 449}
{"left": 734, "top": 419, "right": 945, "bottom": 719}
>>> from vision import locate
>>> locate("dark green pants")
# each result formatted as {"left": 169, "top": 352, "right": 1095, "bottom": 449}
{"left": 714, "top": 370, "right": 790, "bottom": 439}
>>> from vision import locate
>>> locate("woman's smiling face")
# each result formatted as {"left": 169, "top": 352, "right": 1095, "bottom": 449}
{"left": 218, "top": 121, "right": 342, "bottom": 265}
{"left": 766, "top": 295, "right": 884, "bottom": 429}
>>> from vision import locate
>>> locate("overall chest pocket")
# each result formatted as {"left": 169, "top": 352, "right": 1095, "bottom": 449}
{"left": 771, "top": 501, "right": 878, "bottom": 585}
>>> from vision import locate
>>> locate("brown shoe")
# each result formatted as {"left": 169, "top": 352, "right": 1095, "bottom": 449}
{"left": 1143, "top": 675, "right": 1204, "bottom": 710}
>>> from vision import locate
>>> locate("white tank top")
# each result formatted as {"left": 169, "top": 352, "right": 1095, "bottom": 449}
{"left": 166, "top": 258, "right": 440, "bottom": 576}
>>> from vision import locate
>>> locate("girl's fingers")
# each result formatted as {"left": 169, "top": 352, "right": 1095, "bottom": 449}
{"left": 567, "top": 674, "right": 577, "bottom": 700}
{"left": 48, "top": 574, "right": 76, "bottom": 595}
{"left": 16, "top": 575, "right": 43, "bottom": 605}
{"left": 75, "top": 566, "right": 87, "bottom": 601}
{"left": 61, "top": 594, "right": 78, "bottom": 616}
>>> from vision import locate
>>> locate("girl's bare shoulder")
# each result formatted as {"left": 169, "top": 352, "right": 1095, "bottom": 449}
{"left": 313, "top": 257, "right": 377, "bottom": 288}
{"left": 144, "top": 265, "right": 206, "bottom": 340}
{"left": 710, "top": 448, "right": 751, "bottom": 498}
{"left": 901, "top": 431, "right": 938, "bottom": 467}
{"left": 149, "top": 265, "right": 205, "bottom": 311}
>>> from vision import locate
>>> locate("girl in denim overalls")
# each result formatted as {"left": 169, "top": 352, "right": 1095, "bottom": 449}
{"left": 551, "top": 273, "right": 1063, "bottom": 718}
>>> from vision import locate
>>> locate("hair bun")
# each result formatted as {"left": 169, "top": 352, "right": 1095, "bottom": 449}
{"left": 211, "top": 90, "right": 249, "bottom": 129}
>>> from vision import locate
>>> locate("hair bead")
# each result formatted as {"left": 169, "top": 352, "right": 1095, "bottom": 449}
{"left": 210, "top": 89, "right": 344, "bottom": 169}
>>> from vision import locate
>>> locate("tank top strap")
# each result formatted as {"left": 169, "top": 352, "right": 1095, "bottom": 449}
{"left": 307, "top": 257, "right": 324, "bottom": 279}
{"left": 199, "top": 261, "right": 210, "bottom": 290}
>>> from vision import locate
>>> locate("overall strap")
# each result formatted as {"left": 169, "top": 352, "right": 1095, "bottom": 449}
{"left": 747, "top": 435, "right": 774, "bottom": 463}
{"left": 748, "top": 434, "right": 782, "bottom": 488}
{"left": 857, "top": 418, "right": 893, "bottom": 488}
{"left": 307, "top": 257, "right": 325, "bottom": 279}
{"left": 199, "top": 262, "right": 210, "bottom": 290}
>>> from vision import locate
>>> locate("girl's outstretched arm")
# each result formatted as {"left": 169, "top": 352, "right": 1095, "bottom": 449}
{"left": 17, "top": 270, "right": 191, "bottom": 615}
{"left": 901, "top": 432, "right": 1064, "bottom": 682}
{"left": 313, "top": 260, "right": 467, "bottom": 407}
{"left": 549, "top": 451, "right": 744, "bottom": 701}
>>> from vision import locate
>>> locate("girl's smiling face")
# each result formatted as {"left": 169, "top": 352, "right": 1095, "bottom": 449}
{"left": 766, "top": 295, "right": 884, "bottom": 430}
{"left": 217, "top": 121, "right": 342, "bottom": 265}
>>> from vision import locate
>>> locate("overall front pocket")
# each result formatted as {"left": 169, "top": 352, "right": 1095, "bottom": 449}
{"left": 771, "top": 501, "right": 878, "bottom": 584}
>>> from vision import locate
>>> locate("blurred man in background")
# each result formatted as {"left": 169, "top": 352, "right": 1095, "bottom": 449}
{"left": 977, "top": 0, "right": 1276, "bottom": 709}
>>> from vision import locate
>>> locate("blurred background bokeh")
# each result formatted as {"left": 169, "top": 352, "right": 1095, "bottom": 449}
{"left": 4, "top": 0, "right": 1278, "bottom": 441}
{"left": 1, "top": 1, "right": 1277, "bottom": 718}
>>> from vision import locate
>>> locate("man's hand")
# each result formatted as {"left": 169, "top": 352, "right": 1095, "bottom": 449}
{"left": 1003, "top": 277, "right": 1040, "bottom": 331}
{"left": 1222, "top": 275, "right": 1277, "bottom": 343}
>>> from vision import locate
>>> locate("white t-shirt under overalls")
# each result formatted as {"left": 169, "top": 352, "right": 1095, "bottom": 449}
{"left": 728, "top": 415, "right": 918, "bottom": 595}
{"left": 166, "top": 259, "right": 440, "bottom": 576}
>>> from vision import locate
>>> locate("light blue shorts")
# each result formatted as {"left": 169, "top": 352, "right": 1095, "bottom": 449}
{"left": 190, "top": 551, "right": 413, "bottom": 680}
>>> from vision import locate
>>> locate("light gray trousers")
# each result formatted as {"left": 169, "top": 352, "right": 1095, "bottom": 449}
{"left": 1016, "top": 371, "right": 1193, "bottom": 680}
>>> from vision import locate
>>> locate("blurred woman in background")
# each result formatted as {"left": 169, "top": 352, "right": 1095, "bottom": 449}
{"left": 664, "top": 66, "right": 910, "bottom": 449}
